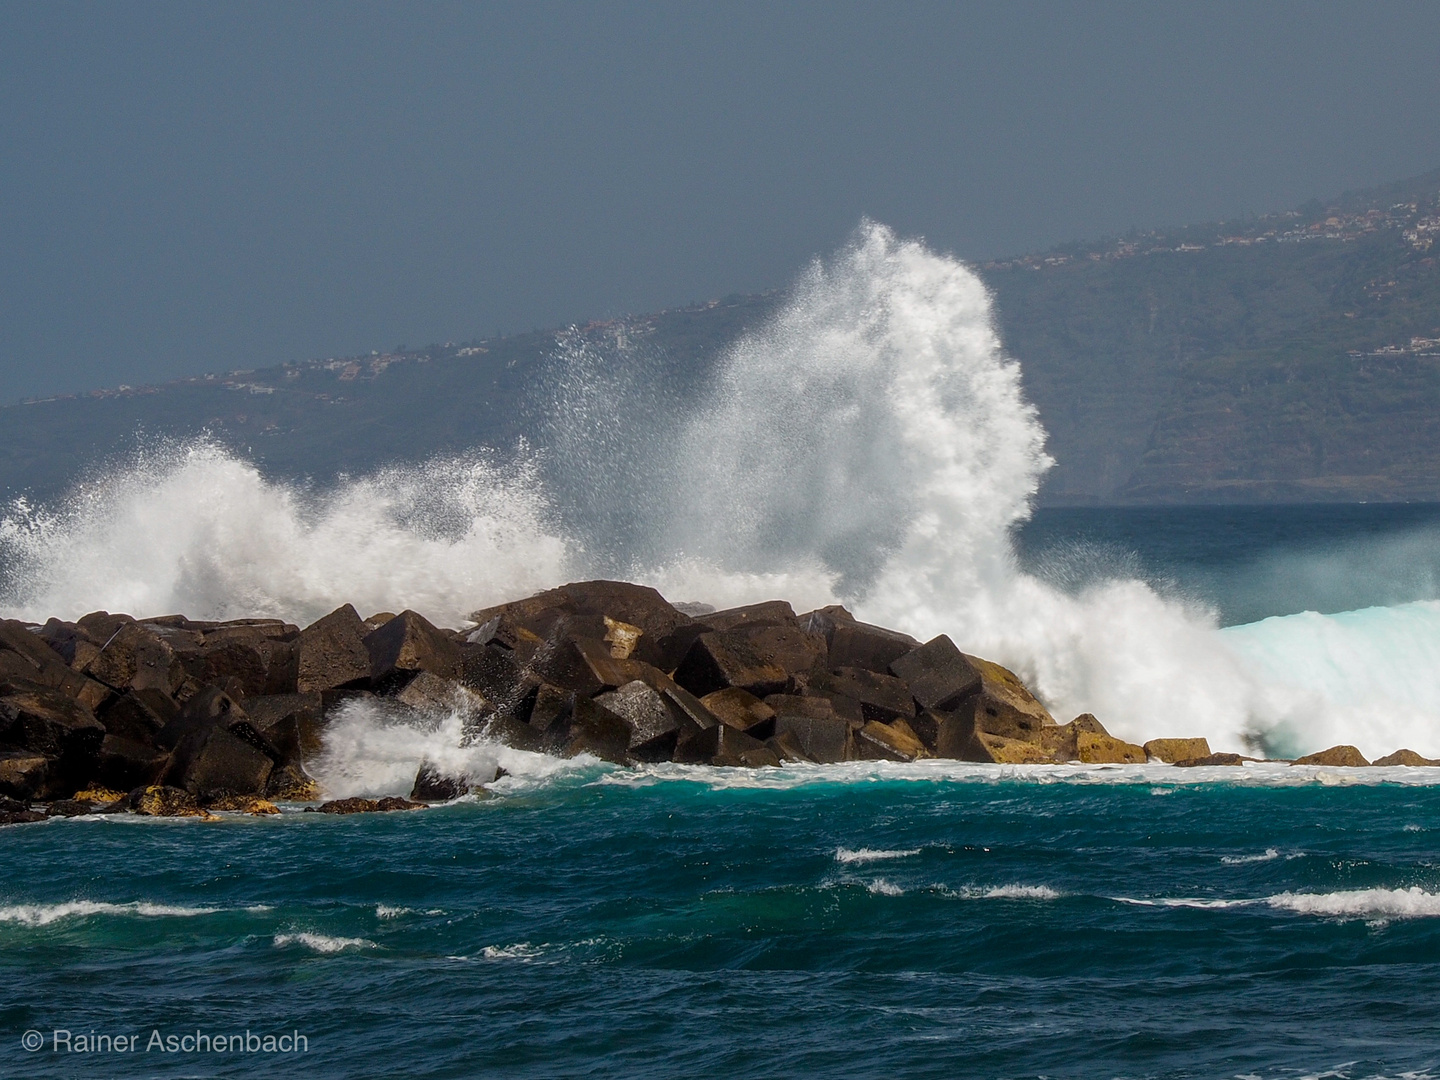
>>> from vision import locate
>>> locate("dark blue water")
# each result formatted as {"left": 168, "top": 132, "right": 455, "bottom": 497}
{"left": 4, "top": 764, "right": 1440, "bottom": 1079}
{"left": 1017, "top": 504, "right": 1440, "bottom": 625}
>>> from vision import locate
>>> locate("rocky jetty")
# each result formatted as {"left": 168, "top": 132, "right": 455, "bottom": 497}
{"left": 2, "top": 580, "right": 1436, "bottom": 821}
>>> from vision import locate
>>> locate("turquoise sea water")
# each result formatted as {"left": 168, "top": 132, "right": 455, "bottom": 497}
{"left": 4, "top": 761, "right": 1440, "bottom": 1079}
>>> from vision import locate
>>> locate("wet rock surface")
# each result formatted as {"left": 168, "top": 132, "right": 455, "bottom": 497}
{"left": 4, "top": 580, "right": 1436, "bottom": 824}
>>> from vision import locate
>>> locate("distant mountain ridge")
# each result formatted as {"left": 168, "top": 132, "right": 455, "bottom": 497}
{"left": 3, "top": 168, "right": 1439, "bottom": 505}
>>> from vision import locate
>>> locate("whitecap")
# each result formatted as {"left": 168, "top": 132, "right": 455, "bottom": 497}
{"left": 1221, "top": 848, "right": 1281, "bottom": 864}
{"left": 866, "top": 879, "right": 904, "bottom": 896}
{"left": 1113, "top": 896, "right": 1258, "bottom": 910}
{"left": 1266, "top": 886, "right": 1440, "bottom": 920}
{"left": 980, "top": 884, "right": 1062, "bottom": 900}
{"left": 479, "top": 943, "right": 544, "bottom": 961}
{"left": 941, "top": 884, "right": 1063, "bottom": 901}
{"left": 835, "top": 847, "right": 921, "bottom": 865}
{"left": 0, "top": 900, "right": 218, "bottom": 927}
{"left": 272, "top": 932, "right": 377, "bottom": 953}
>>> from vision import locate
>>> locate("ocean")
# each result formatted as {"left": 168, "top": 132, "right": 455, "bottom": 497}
{"left": 3, "top": 223, "right": 1440, "bottom": 1077}
{"left": 4, "top": 750, "right": 1440, "bottom": 1078}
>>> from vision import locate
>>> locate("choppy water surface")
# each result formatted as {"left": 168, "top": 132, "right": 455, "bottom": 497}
{"left": 3, "top": 764, "right": 1440, "bottom": 1079}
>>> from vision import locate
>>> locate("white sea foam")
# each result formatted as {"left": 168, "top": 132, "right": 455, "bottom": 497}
{"left": 603, "top": 758, "right": 1440, "bottom": 794}
{"left": 835, "top": 847, "right": 921, "bottom": 865}
{"left": 979, "top": 884, "right": 1062, "bottom": 900}
{"left": 3, "top": 224, "right": 1439, "bottom": 760}
{"left": 1221, "top": 848, "right": 1282, "bottom": 864}
{"left": 942, "top": 883, "right": 1063, "bottom": 901}
{"left": 0, "top": 442, "right": 567, "bottom": 628}
{"left": 479, "top": 943, "right": 545, "bottom": 961}
{"left": 308, "top": 695, "right": 587, "bottom": 799}
{"left": 866, "top": 879, "right": 904, "bottom": 896}
{"left": 1115, "top": 887, "right": 1440, "bottom": 920}
{"left": 375, "top": 905, "right": 411, "bottom": 919}
{"left": 0, "top": 900, "right": 219, "bottom": 926}
{"left": 273, "top": 932, "right": 377, "bottom": 953}
{"left": 1116, "top": 896, "right": 1257, "bottom": 910}
{"left": 1266, "top": 887, "right": 1440, "bottom": 919}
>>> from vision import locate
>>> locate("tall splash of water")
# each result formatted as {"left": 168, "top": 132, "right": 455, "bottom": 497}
{"left": 660, "top": 222, "right": 1050, "bottom": 606}
{"left": 633, "top": 224, "right": 1268, "bottom": 751}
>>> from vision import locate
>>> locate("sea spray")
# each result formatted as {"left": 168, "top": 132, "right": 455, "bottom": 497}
{"left": 309, "top": 696, "right": 585, "bottom": 800}
{"left": 1221, "top": 601, "right": 1440, "bottom": 757}
{"left": 0, "top": 439, "right": 569, "bottom": 628}
{"left": 640, "top": 224, "right": 1264, "bottom": 751}
{"left": 3, "top": 225, "right": 1440, "bottom": 757}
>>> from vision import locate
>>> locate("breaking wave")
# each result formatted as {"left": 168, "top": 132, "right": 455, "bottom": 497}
{"left": 3, "top": 222, "right": 1439, "bottom": 759}
{"left": 0, "top": 900, "right": 220, "bottom": 926}
{"left": 1119, "top": 887, "right": 1440, "bottom": 921}
{"left": 0, "top": 443, "right": 567, "bottom": 629}
{"left": 273, "top": 932, "right": 377, "bottom": 954}
{"left": 835, "top": 848, "right": 922, "bottom": 865}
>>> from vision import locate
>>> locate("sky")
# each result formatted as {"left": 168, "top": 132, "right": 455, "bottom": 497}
{"left": 3, "top": 1, "right": 1440, "bottom": 404}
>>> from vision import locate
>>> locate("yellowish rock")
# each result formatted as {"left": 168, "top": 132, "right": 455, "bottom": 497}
{"left": 1143, "top": 738, "right": 1211, "bottom": 764}
{"left": 243, "top": 799, "right": 281, "bottom": 815}
{"left": 971, "top": 731, "right": 1053, "bottom": 764}
{"left": 1077, "top": 731, "right": 1146, "bottom": 764}
{"left": 1372, "top": 748, "right": 1440, "bottom": 766}
{"left": 1040, "top": 714, "right": 1110, "bottom": 762}
{"left": 133, "top": 786, "right": 207, "bottom": 818}
{"left": 72, "top": 788, "right": 127, "bottom": 804}
{"left": 602, "top": 616, "right": 643, "bottom": 659}
{"left": 1291, "top": 745, "right": 1369, "bottom": 767}
{"left": 265, "top": 766, "right": 320, "bottom": 802}
{"left": 966, "top": 655, "right": 1055, "bottom": 742}
{"left": 856, "top": 719, "right": 931, "bottom": 762}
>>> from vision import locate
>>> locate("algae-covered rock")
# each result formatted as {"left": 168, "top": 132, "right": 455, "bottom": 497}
{"left": 264, "top": 763, "right": 320, "bottom": 801}
{"left": 966, "top": 655, "right": 1054, "bottom": 742}
{"left": 72, "top": 787, "right": 127, "bottom": 804}
{"left": 965, "top": 731, "right": 1052, "bottom": 764}
{"left": 855, "top": 719, "right": 930, "bottom": 762}
{"left": 315, "top": 796, "right": 424, "bottom": 814}
{"left": 1291, "top": 745, "right": 1369, "bottom": 767}
{"left": 132, "top": 785, "right": 211, "bottom": 818}
{"left": 1077, "top": 730, "right": 1146, "bottom": 764}
{"left": 1174, "top": 752, "right": 1245, "bottom": 767}
{"left": 1373, "top": 749, "right": 1440, "bottom": 766}
{"left": 765, "top": 729, "right": 813, "bottom": 763}
{"left": 1144, "top": 737, "right": 1211, "bottom": 763}
{"left": 1036, "top": 713, "right": 1108, "bottom": 762}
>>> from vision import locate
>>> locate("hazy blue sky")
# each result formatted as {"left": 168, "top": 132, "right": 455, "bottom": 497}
{"left": 3, "top": 1, "right": 1440, "bottom": 403}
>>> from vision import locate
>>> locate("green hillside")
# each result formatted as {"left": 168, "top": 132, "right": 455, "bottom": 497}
{"left": 2, "top": 169, "right": 1438, "bottom": 505}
